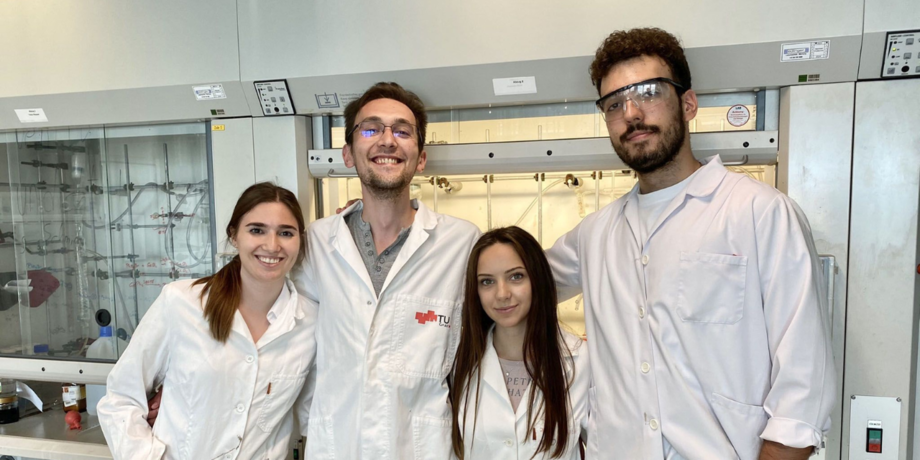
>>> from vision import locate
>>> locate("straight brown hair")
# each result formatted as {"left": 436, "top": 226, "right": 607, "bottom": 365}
{"left": 192, "top": 182, "right": 306, "bottom": 343}
{"left": 450, "top": 226, "right": 573, "bottom": 459}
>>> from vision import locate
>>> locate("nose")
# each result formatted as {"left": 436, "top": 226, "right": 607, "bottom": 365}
{"left": 265, "top": 232, "right": 281, "bottom": 252}
{"left": 623, "top": 98, "right": 644, "bottom": 123}
{"left": 496, "top": 280, "right": 511, "bottom": 300}
{"left": 377, "top": 126, "right": 397, "bottom": 148}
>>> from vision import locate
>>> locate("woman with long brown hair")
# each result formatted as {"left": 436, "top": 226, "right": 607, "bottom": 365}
{"left": 98, "top": 182, "right": 316, "bottom": 460}
{"left": 451, "top": 226, "right": 591, "bottom": 459}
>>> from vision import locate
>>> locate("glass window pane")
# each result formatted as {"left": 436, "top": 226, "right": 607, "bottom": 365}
{"left": 0, "top": 122, "right": 213, "bottom": 361}
{"left": 330, "top": 93, "right": 759, "bottom": 149}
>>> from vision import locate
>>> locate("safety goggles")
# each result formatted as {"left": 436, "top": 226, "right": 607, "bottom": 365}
{"left": 595, "top": 77, "right": 685, "bottom": 122}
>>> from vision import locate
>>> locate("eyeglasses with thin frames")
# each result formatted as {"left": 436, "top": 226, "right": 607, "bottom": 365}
{"left": 348, "top": 120, "right": 419, "bottom": 141}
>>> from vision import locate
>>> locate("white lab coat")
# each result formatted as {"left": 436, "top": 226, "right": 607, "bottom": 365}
{"left": 98, "top": 278, "right": 317, "bottom": 460}
{"left": 455, "top": 328, "right": 590, "bottom": 460}
{"left": 293, "top": 200, "right": 481, "bottom": 460}
{"left": 546, "top": 156, "right": 835, "bottom": 460}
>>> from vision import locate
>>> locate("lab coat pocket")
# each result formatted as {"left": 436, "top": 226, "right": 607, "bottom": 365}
{"left": 585, "top": 386, "right": 599, "bottom": 459}
{"left": 412, "top": 415, "right": 452, "bottom": 460}
{"left": 307, "top": 415, "right": 336, "bottom": 460}
{"left": 257, "top": 369, "right": 308, "bottom": 432}
{"left": 677, "top": 252, "right": 747, "bottom": 324}
{"left": 710, "top": 392, "right": 768, "bottom": 460}
{"left": 390, "top": 294, "right": 460, "bottom": 379}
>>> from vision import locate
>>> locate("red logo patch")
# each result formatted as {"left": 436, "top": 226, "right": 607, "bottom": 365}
{"left": 415, "top": 310, "right": 451, "bottom": 328}
{"left": 415, "top": 310, "right": 438, "bottom": 324}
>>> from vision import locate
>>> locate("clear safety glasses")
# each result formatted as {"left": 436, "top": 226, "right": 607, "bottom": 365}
{"left": 595, "top": 77, "right": 685, "bottom": 123}
{"left": 348, "top": 120, "right": 419, "bottom": 141}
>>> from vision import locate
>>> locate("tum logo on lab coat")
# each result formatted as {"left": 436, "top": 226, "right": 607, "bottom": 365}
{"left": 415, "top": 310, "right": 451, "bottom": 328}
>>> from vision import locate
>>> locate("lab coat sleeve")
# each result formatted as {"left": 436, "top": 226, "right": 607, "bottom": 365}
{"left": 755, "top": 195, "right": 836, "bottom": 449}
{"left": 96, "top": 285, "right": 174, "bottom": 460}
{"left": 294, "top": 296, "right": 319, "bottom": 435}
{"left": 547, "top": 220, "right": 584, "bottom": 302}
{"left": 295, "top": 361, "right": 317, "bottom": 437}
{"left": 570, "top": 340, "right": 592, "bottom": 441}
{"left": 291, "top": 230, "right": 319, "bottom": 303}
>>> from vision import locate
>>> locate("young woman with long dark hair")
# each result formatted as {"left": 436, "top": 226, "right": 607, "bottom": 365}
{"left": 451, "top": 226, "right": 591, "bottom": 459}
{"left": 98, "top": 182, "right": 316, "bottom": 460}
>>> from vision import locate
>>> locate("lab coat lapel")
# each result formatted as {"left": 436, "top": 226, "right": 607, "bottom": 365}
{"left": 255, "top": 280, "right": 304, "bottom": 349}
{"left": 646, "top": 155, "right": 729, "bottom": 244}
{"left": 230, "top": 309, "right": 253, "bottom": 343}
{"left": 514, "top": 378, "right": 535, "bottom": 423}
{"left": 379, "top": 200, "right": 434, "bottom": 294}
{"left": 608, "top": 192, "right": 644, "bottom": 296}
{"left": 482, "top": 329, "right": 517, "bottom": 414}
{"left": 484, "top": 329, "right": 536, "bottom": 423}
{"left": 621, "top": 186, "right": 642, "bottom": 250}
{"left": 330, "top": 203, "right": 375, "bottom": 297}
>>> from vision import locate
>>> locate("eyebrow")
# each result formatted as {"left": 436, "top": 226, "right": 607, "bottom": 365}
{"left": 360, "top": 116, "right": 414, "bottom": 125}
{"left": 477, "top": 266, "right": 525, "bottom": 277}
{"left": 246, "top": 222, "right": 298, "bottom": 230}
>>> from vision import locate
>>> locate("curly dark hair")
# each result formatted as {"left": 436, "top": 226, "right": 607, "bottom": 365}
{"left": 589, "top": 28, "right": 692, "bottom": 95}
{"left": 343, "top": 82, "right": 428, "bottom": 147}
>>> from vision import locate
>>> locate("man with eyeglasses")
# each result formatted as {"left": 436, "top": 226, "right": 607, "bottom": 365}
{"left": 292, "top": 82, "right": 481, "bottom": 459}
{"left": 547, "top": 28, "right": 835, "bottom": 459}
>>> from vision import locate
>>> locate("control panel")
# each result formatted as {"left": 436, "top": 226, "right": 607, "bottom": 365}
{"left": 848, "top": 395, "right": 900, "bottom": 459}
{"left": 254, "top": 80, "right": 295, "bottom": 116}
{"left": 882, "top": 30, "right": 920, "bottom": 78}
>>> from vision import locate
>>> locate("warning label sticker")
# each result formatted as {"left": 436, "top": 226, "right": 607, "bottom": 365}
{"left": 193, "top": 84, "right": 226, "bottom": 101}
{"left": 781, "top": 41, "right": 831, "bottom": 62}
{"left": 726, "top": 105, "right": 751, "bottom": 127}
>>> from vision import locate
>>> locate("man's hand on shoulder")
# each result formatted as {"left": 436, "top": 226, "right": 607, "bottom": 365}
{"left": 336, "top": 199, "right": 361, "bottom": 214}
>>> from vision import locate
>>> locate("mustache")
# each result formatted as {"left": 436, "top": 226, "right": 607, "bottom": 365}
{"left": 620, "top": 123, "right": 661, "bottom": 143}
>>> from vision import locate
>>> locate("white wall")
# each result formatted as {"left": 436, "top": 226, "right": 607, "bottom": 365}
{"left": 238, "top": 0, "right": 864, "bottom": 81}
{"left": 864, "top": 0, "right": 920, "bottom": 32}
{"left": 0, "top": 0, "right": 241, "bottom": 98}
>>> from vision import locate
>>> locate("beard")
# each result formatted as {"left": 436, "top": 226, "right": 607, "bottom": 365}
{"left": 610, "top": 104, "right": 686, "bottom": 174}
{"left": 358, "top": 160, "right": 417, "bottom": 201}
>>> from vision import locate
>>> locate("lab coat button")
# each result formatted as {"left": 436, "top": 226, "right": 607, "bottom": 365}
{"left": 641, "top": 362, "right": 650, "bottom": 373}
{"left": 639, "top": 307, "right": 646, "bottom": 319}
{"left": 504, "top": 439, "right": 513, "bottom": 447}
{"left": 641, "top": 254, "right": 649, "bottom": 265}
{"left": 245, "top": 355, "right": 254, "bottom": 363}
{"left": 235, "top": 404, "right": 245, "bottom": 413}
{"left": 367, "top": 300, "right": 372, "bottom": 305}
{"left": 649, "top": 419, "right": 659, "bottom": 430}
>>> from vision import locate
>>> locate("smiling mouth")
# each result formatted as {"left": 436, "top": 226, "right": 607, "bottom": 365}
{"left": 256, "top": 255, "right": 282, "bottom": 265}
{"left": 372, "top": 157, "right": 403, "bottom": 165}
{"left": 495, "top": 305, "right": 517, "bottom": 313}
